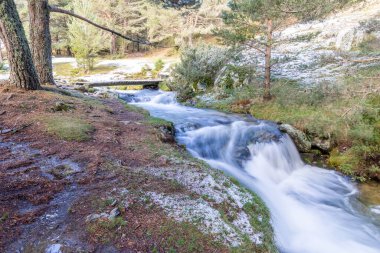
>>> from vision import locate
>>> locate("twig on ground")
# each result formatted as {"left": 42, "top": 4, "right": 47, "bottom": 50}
{"left": 0, "top": 123, "right": 32, "bottom": 135}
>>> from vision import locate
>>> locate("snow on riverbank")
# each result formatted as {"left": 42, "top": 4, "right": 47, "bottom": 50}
{"left": 57, "top": 57, "right": 178, "bottom": 82}
{"left": 0, "top": 57, "right": 178, "bottom": 82}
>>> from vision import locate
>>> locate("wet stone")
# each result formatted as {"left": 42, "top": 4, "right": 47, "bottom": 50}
{"left": 109, "top": 208, "right": 121, "bottom": 219}
{"left": 85, "top": 213, "right": 109, "bottom": 223}
{"left": 52, "top": 101, "right": 75, "bottom": 112}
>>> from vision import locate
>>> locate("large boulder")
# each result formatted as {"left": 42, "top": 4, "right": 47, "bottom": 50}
{"left": 312, "top": 137, "right": 332, "bottom": 153}
{"left": 279, "top": 124, "right": 311, "bottom": 153}
{"left": 157, "top": 123, "right": 175, "bottom": 143}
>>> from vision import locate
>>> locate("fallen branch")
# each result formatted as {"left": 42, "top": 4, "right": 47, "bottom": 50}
{"left": 0, "top": 123, "right": 32, "bottom": 135}
{"left": 49, "top": 6, "right": 153, "bottom": 46}
{"left": 351, "top": 57, "right": 380, "bottom": 63}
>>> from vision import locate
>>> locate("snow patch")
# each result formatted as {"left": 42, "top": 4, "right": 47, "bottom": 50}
{"left": 144, "top": 167, "right": 253, "bottom": 207}
{"left": 45, "top": 244, "right": 62, "bottom": 253}
{"left": 147, "top": 192, "right": 247, "bottom": 246}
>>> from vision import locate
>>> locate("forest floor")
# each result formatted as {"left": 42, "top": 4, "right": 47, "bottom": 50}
{"left": 0, "top": 85, "right": 275, "bottom": 253}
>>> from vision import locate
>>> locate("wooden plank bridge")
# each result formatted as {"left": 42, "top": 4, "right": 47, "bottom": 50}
{"left": 75, "top": 79, "right": 163, "bottom": 89}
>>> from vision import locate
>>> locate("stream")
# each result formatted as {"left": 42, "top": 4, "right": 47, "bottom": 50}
{"left": 118, "top": 89, "right": 380, "bottom": 253}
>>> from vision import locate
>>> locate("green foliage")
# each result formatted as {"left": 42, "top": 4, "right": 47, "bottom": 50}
{"left": 293, "top": 31, "right": 322, "bottom": 42}
{"left": 214, "top": 63, "right": 256, "bottom": 96}
{"left": 155, "top": 59, "right": 165, "bottom": 71}
{"left": 129, "top": 64, "right": 151, "bottom": 79}
{"left": 216, "top": 0, "right": 349, "bottom": 46}
{"left": 68, "top": 0, "right": 104, "bottom": 71}
{"left": 41, "top": 115, "right": 94, "bottom": 141}
{"left": 159, "top": 81, "right": 172, "bottom": 91}
{"left": 170, "top": 45, "right": 232, "bottom": 101}
{"left": 49, "top": 0, "right": 71, "bottom": 55}
{"left": 153, "top": 220, "right": 226, "bottom": 253}
{"left": 242, "top": 198, "right": 277, "bottom": 253}
{"left": 197, "top": 64, "right": 380, "bottom": 180}
{"left": 0, "top": 212, "right": 9, "bottom": 224}
{"left": 98, "top": 217, "right": 127, "bottom": 230}
{"left": 123, "top": 102, "right": 150, "bottom": 116}
{"left": 146, "top": 116, "right": 173, "bottom": 128}
{"left": 87, "top": 217, "right": 127, "bottom": 244}
{"left": 215, "top": 0, "right": 354, "bottom": 99}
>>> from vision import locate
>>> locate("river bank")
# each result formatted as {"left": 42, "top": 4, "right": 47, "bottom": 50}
{"left": 184, "top": 64, "right": 380, "bottom": 183}
{"left": 0, "top": 85, "right": 276, "bottom": 252}
{"left": 115, "top": 88, "right": 380, "bottom": 253}
{"left": 185, "top": 90, "right": 380, "bottom": 218}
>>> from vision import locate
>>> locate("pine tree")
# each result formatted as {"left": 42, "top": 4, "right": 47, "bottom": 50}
{"left": 0, "top": 0, "right": 40, "bottom": 89}
{"left": 217, "top": 0, "right": 351, "bottom": 99}
{"left": 123, "top": 0, "right": 148, "bottom": 52}
{"left": 28, "top": 0, "right": 55, "bottom": 85}
{"left": 68, "top": 0, "right": 104, "bottom": 71}
{"left": 50, "top": 0, "right": 71, "bottom": 56}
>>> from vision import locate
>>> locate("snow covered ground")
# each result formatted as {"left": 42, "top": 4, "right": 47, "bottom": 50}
{"left": 77, "top": 57, "right": 178, "bottom": 82}
{"left": 0, "top": 57, "right": 178, "bottom": 82}
{"left": 241, "top": 0, "right": 380, "bottom": 85}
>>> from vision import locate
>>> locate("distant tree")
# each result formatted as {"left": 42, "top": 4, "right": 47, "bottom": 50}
{"left": 123, "top": 0, "right": 149, "bottom": 52}
{"left": 93, "top": 0, "right": 122, "bottom": 55}
{"left": 180, "top": 0, "right": 227, "bottom": 46}
{"left": 217, "top": 0, "right": 351, "bottom": 100}
{"left": 144, "top": 2, "right": 180, "bottom": 45}
{"left": 49, "top": 0, "right": 71, "bottom": 56}
{"left": 0, "top": 0, "right": 40, "bottom": 89}
{"left": 68, "top": 0, "right": 103, "bottom": 71}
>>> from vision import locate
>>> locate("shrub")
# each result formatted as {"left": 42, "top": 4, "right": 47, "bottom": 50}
{"left": 159, "top": 81, "right": 171, "bottom": 91}
{"left": 213, "top": 63, "right": 257, "bottom": 97}
{"left": 169, "top": 45, "right": 232, "bottom": 101}
{"left": 152, "top": 59, "right": 165, "bottom": 78}
{"left": 358, "top": 35, "right": 380, "bottom": 53}
{"left": 154, "top": 59, "right": 165, "bottom": 72}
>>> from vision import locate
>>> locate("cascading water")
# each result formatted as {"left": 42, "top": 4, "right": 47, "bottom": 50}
{"left": 118, "top": 89, "right": 380, "bottom": 253}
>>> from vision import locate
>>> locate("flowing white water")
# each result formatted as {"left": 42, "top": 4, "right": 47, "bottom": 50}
{"left": 119, "top": 89, "right": 380, "bottom": 253}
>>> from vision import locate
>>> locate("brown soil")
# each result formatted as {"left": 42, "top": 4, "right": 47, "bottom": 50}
{"left": 0, "top": 86, "right": 223, "bottom": 252}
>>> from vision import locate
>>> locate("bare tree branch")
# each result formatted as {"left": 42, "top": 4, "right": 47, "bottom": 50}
{"left": 48, "top": 5, "right": 153, "bottom": 46}
{"left": 246, "top": 42, "right": 266, "bottom": 55}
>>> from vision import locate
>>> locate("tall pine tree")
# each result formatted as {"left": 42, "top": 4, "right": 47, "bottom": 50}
{"left": 0, "top": 0, "right": 40, "bottom": 89}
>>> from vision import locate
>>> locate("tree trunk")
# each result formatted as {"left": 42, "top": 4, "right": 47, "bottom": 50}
{"left": 110, "top": 33, "right": 117, "bottom": 55}
{"left": 0, "top": 0, "right": 40, "bottom": 90}
{"left": 28, "top": 0, "right": 55, "bottom": 85}
{"left": 0, "top": 41, "right": 3, "bottom": 62}
{"left": 263, "top": 18, "right": 273, "bottom": 100}
{"left": 122, "top": 19, "right": 128, "bottom": 54}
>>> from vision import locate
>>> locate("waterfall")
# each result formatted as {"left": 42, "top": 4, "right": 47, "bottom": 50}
{"left": 119, "top": 89, "right": 380, "bottom": 253}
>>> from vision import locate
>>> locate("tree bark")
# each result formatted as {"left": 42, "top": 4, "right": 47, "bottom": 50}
{"left": 110, "top": 33, "right": 117, "bottom": 55}
{"left": 263, "top": 18, "right": 273, "bottom": 100}
{"left": 0, "top": 40, "right": 3, "bottom": 62}
{"left": 0, "top": 0, "right": 40, "bottom": 90}
{"left": 28, "top": 0, "right": 55, "bottom": 85}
